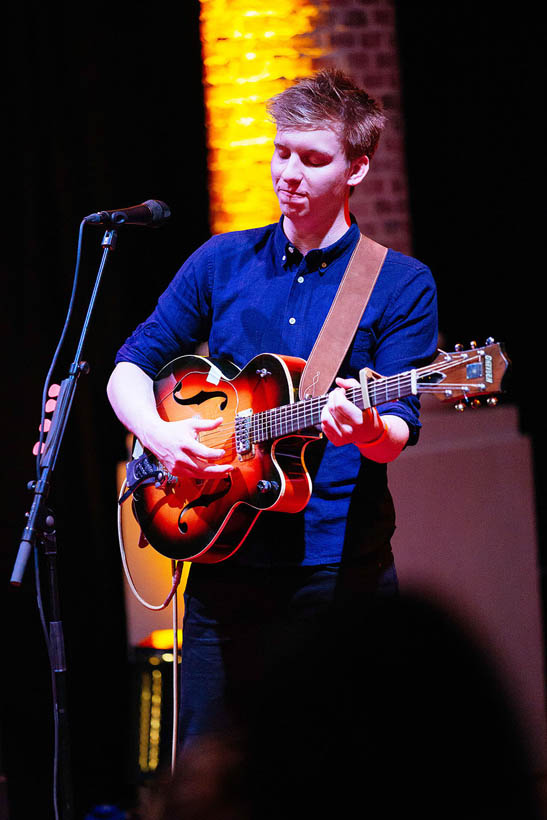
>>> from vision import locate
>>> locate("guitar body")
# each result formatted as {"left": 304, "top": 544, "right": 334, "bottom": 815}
{"left": 131, "top": 353, "right": 320, "bottom": 563}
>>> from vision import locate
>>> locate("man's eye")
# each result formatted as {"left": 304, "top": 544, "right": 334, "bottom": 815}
{"left": 307, "top": 155, "right": 329, "bottom": 166}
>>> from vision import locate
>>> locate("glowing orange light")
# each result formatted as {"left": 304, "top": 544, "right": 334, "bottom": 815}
{"left": 139, "top": 629, "right": 183, "bottom": 649}
{"left": 199, "top": 0, "right": 322, "bottom": 233}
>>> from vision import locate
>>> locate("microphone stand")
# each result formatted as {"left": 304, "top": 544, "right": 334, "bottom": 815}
{"left": 11, "top": 227, "right": 118, "bottom": 820}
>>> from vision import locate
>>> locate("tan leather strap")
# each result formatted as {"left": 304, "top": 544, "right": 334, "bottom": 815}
{"left": 299, "top": 234, "right": 387, "bottom": 400}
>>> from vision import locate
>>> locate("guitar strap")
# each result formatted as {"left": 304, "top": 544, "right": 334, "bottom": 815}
{"left": 299, "top": 233, "right": 388, "bottom": 400}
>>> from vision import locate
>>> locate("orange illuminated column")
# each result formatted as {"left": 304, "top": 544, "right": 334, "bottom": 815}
{"left": 199, "top": 0, "right": 322, "bottom": 233}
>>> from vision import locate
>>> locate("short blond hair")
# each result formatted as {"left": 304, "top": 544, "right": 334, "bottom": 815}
{"left": 267, "top": 69, "right": 386, "bottom": 161}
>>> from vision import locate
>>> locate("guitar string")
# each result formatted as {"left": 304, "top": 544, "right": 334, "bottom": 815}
{"left": 195, "top": 377, "right": 482, "bottom": 458}
{"left": 197, "top": 382, "right": 482, "bottom": 449}
{"left": 192, "top": 355, "right": 486, "bottom": 449}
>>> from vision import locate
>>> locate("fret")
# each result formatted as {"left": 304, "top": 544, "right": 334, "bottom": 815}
{"left": 268, "top": 409, "right": 276, "bottom": 441}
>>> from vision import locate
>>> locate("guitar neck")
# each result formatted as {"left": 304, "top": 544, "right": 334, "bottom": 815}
{"left": 242, "top": 340, "right": 507, "bottom": 445}
{"left": 251, "top": 370, "right": 417, "bottom": 443}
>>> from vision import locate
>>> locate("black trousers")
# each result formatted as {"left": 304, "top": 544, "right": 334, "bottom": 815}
{"left": 179, "top": 545, "right": 397, "bottom": 745}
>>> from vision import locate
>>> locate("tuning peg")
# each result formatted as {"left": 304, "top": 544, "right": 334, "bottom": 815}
{"left": 454, "top": 343, "right": 464, "bottom": 351}
{"left": 454, "top": 402, "right": 466, "bottom": 412}
{"left": 470, "top": 340, "right": 477, "bottom": 349}
{"left": 486, "top": 397, "right": 498, "bottom": 407}
{"left": 485, "top": 337, "right": 495, "bottom": 345}
{"left": 471, "top": 399, "right": 482, "bottom": 408}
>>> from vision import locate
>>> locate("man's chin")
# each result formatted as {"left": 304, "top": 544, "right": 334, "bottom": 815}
{"left": 279, "top": 198, "right": 308, "bottom": 217}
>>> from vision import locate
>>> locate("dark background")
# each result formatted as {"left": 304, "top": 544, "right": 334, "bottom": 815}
{"left": 2, "top": 1, "right": 544, "bottom": 817}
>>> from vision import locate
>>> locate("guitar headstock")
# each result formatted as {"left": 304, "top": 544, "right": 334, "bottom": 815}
{"left": 417, "top": 338, "right": 510, "bottom": 410}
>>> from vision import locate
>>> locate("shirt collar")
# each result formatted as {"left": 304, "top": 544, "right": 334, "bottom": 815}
{"left": 273, "top": 216, "right": 360, "bottom": 273}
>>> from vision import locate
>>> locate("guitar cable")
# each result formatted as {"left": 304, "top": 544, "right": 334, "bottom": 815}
{"left": 117, "top": 479, "right": 191, "bottom": 772}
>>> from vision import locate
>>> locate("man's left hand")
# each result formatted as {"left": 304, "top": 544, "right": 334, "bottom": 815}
{"left": 320, "top": 377, "right": 410, "bottom": 463}
{"left": 320, "top": 377, "right": 383, "bottom": 447}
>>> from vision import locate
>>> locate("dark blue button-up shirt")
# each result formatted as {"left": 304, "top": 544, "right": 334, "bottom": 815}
{"left": 116, "top": 218, "right": 438, "bottom": 566}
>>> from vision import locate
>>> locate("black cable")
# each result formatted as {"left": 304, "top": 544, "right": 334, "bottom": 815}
{"left": 36, "top": 219, "right": 87, "bottom": 480}
{"left": 32, "top": 218, "right": 88, "bottom": 819}
{"left": 34, "top": 546, "right": 61, "bottom": 820}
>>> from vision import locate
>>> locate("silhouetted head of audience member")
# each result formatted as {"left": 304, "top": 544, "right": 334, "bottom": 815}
{"left": 152, "top": 593, "right": 541, "bottom": 820}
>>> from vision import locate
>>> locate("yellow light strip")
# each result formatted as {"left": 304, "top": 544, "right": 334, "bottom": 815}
{"left": 138, "top": 670, "right": 152, "bottom": 772}
{"left": 148, "top": 669, "right": 162, "bottom": 772}
{"left": 199, "top": 0, "right": 322, "bottom": 233}
{"left": 138, "top": 667, "right": 164, "bottom": 774}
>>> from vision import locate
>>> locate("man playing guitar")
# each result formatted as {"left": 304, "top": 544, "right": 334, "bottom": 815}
{"left": 107, "top": 69, "right": 438, "bottom": 752}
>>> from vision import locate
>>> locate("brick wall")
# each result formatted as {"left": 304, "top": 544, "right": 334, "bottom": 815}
{"left": 313, "top": 0, "right": 412, "bottom": 254}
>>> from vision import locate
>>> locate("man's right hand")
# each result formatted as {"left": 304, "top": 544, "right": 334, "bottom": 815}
{"left": 107, "top": 362, "right": 233, "bottom": 481}
{"left": 142, "top": 416, "right": 233, "bottom": 480}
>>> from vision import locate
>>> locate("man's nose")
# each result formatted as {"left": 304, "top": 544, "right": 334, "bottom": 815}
{"left": 281, "top": 154, "right": 302, "bottom": 181}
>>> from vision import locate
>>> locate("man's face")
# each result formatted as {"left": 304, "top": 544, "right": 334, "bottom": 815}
{"left": 270, "top": 127, "right": 355, "bottom": 222}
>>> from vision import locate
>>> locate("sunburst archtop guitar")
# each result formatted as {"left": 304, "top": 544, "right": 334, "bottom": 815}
{"left": 122, "top": 340, "right": 509, "bottom": 564}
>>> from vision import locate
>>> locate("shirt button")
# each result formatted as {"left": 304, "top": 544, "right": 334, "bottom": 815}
{"left": 282, "top": 255, "right": 286, "bottom": 262}
{"left": 289, "top": 317, "right": 296, "bottom": 325}
{"left": 321, "top": 261, "right": 327, "bottom": 269}
{"left": 297, "top": 276, "right": 304, "bottom": 283}
{"left": 288, "top": 246, "right": 294, "bottom": 253}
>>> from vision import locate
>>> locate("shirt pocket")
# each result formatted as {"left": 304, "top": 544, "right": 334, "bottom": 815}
{"left": 347, "top": 327, "right": 377, "bottom": 373}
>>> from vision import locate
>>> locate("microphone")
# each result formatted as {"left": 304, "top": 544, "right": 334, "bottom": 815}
{"left": 84, "top": 199, "right": 171, "bottom": 227}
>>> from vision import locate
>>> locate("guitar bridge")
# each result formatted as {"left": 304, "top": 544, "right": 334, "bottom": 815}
{"left": 235, "top": 409, "right": 254, "bottom": 460}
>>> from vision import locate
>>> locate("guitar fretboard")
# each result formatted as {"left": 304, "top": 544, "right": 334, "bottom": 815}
{"left": 249, "top": 370, "right": 418, "bottom": 443}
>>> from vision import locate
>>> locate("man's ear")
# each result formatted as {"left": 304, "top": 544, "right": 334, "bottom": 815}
{"left": 347, "top": 154, "right": 370, "bottom": 188}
